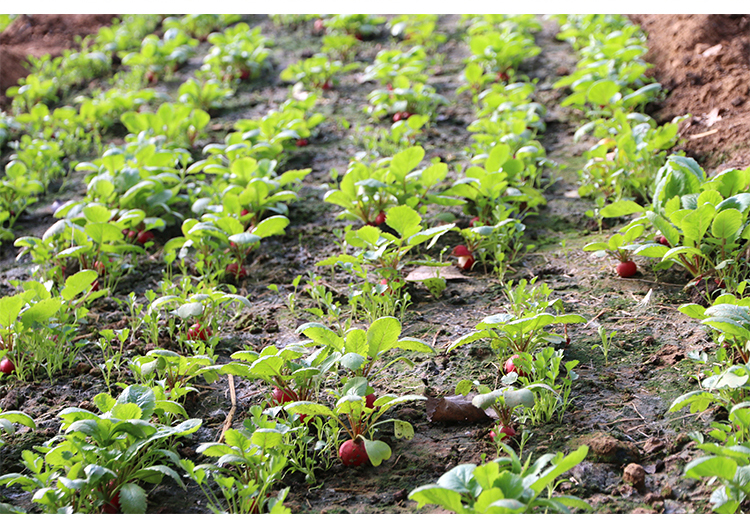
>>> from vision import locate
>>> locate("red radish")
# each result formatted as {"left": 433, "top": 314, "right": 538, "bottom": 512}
{"left": 374, "top": 211, "right": 387, "bottom": 225}
{"left": 490, "top": 425, "right": 516, "bottom": 440}
{"left": 240, "top": 209, "right": 250, "bottom": 217}
{"left": 91, "top": 280, "right": 100, "bottom": 292}
{"left": 339, "top": 438, "right": 368, "bottom": 467}
{"left": 379, "top": 278, "right": 389, "bottom": 296}
{"left": 616, "top": 260, "right": 637, "bottom": 278}
{"left": 226, "top": 263, "right": 247, "bottom": 279}
{"left": 386, "top": 83, "right": 393, "bottom": 91}
{"left": 145, "top": 71, "right": 157, "bottom": 84}
{"left": 656, "top": 235, "right": 670, "bottom": 247}
{"left": 452, "top": 245, "right": 475, "bottom": 270}
{"left": 452, "top": 245, "right": 471, "bottom": 257}
{"left": 136, "top": 230, "right": 154, "bottom": 245}
{"left": 127, "top": 230, "right": 138, "bottom": 241}
{"left": 296, "top": 138, "right": 309, "bottom": 146}
{"left": 401, "top": 112, "right": 412, "bottom": 119}
{"left": 313, "top": 18, "right": 325, "bottom": 33}
{"left": 0, "top": 358, "right": 15, "bottom": 374}
{"left": 271, "top": 386, "right": 295, "bottom": 405}
{"left": 94, "top": 260, "right": 106, "bottom": 275}
{"left": 457, "top": 254, "right": 475, "bottom": 270}
{"left": 103, "top": 493, "right": 120, "bottom": 514}
{"left": 497, "top": 71, "right": 509, "bottom": 82}
{"left": 365, "top": 393, "right": 376, "bottom": 409}
{"left": 504, "top": 354, "right": 527, "bottom": 377}
{"left": 239, "top": 69, "right": 251, "bottom": 80}
{"left": 321, "top": 80, "right": 333, "bottom": 90}
{"left": 470, "top": 216, "right": 482, "bottom": 227}
{"left": 393, "top": 112, "right": 402, "bottom": 122}
{"left": 187, "top": 323, "right": 211, "bottom": 341}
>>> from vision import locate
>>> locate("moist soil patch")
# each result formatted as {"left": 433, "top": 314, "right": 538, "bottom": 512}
{"left": 0, "top": 14, "right": 745, "bottom": 515}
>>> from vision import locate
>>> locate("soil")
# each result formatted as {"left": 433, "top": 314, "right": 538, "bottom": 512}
{"left": 0, "top": 15, "right": 117, "bottom": 105}
{"left": 0, "top": 14, "right": 744, "bottom": 515}
{"left": 630, "top": 14, "right": 750, "bottom": 171}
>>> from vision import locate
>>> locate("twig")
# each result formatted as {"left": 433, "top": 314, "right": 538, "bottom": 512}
{"left": 218, "top": 375, "right": 236, "bottom": 444}
{"left": 237, "top": 389, "right": 266, "bottom": 401}
{"left": 689, "top": 129, "right": 719, "bottom": 140}
{"left": 431, "top": 328, "right": 442, "bottom": 348}
{"left": 629, "top": 402, "right": 646, "bottom": 420}
{"left": 583, "top": 309, "right": 608, "bottom": 329}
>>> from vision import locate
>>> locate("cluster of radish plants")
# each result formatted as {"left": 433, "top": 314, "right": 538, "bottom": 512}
{"left": 552, "top": 15, "right": 750, "bottom": 514}
{"left": 555, "top": 14, "right": 683, "bottom": 244}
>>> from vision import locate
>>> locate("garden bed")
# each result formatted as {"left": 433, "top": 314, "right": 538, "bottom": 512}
{"left": 1, "top": 14, "right": 749, "bottom": 515}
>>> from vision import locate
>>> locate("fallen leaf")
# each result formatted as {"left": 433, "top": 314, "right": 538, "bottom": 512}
{"left": 702, "top": 43, "right": 723, "bottom": 58}
{"left": 405, "top": 265, "right": 466, "bottom": 282}
{"left": 705, "top": 107, "right": 722, "bottom": 127}
{"left": 426, "top": 394, "right": 491, "bottom": 423}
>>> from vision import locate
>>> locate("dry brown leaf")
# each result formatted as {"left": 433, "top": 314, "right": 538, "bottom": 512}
{"left": 705, "top": 107, "right": 722, "bottom": 127}
{"left": 425, "top": 394, "right": 492, "bottom": 423}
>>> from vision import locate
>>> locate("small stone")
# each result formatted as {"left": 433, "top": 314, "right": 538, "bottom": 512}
{"left": 644, "top": 492, "right": 663, "bottom": 505}
{"left": 393, "top": 489, "right": 407, "bottom": 502}
{"left": 623, "top": 463, "right": 646, "bottom": 490}
{"left": 632, "top": 507, "right": 658, "bottom": 514}
{"left": 89, "top": 365, "right": 102, "bottom": 376}
{"left": 75, "top": 362, "right": 91, "bottom": 375}
{"left": 660, "top": 486, "right": 673, "bottom": 499}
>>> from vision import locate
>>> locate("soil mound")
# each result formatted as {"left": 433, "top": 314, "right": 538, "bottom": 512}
{"left": 0, "top": 14, "right": 116, "bottom": 104}
{"left": 631, "top": 14, "right": 750, "bottom": 171}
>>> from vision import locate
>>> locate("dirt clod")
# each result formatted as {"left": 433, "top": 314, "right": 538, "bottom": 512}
{"left": 586, "top": 433, "right": 641, "bottom": 464}
{"left": 623, "top": 463, "right": 646, "bottom": 491}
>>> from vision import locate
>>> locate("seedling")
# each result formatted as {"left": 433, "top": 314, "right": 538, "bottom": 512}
{"left": 408, "top": 443, "right": 591, "bottom": 513}
{"left": 592, "top": 325, "right": 616, "bottom": 365}
{"left": 583, "top": 221, "right": 645, "bottom": 278}
{"left": 456, "top": 379, "right": 538, "bottom": 440}
{"left": 285, "top": 377, "right": 425, "bottom": 467}
{"left": 0, "top": 385, "right": 201, "bottom": 514}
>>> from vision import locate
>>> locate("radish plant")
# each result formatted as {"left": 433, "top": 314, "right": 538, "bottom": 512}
{"left": 366, "top": 76, "right": 448, "bottom": 121}
{"left": 317, "top": 206, "right": 454, "bottom": 320}
{"left": 0, "top": 385, "right": 201, "bottom": 514}
{"left": 285, "top": 380, "right": 426, "bottom": 467}
{"left": 296, "top": 315, "right": 434, "bottom": 379}
{"left": 120, "top": 28, "right": 198, "bottom": 83}
{"left": 325, "top": 147, "right": 462, "bottom": 222}
{"left": 449, "top": 279, "right": 585, "bottom": 358}
{"left": 280, "top": 54, "right": 361, "bottom": 91}
{"left": 181, "top": 416, "right": 291, "bottom": 514}
{"left": 408, "top": 443, "right": 591, "bottom": 513}
{"left": 201, "top": 23, "right": 272, "bottom": 82}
